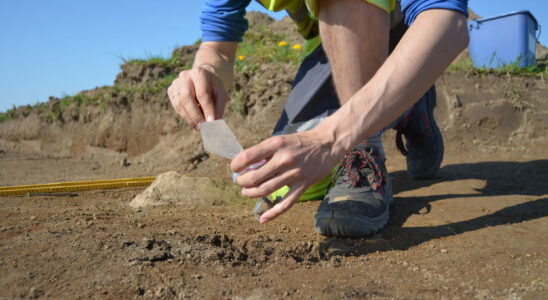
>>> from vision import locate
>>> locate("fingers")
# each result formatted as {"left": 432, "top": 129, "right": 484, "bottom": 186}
{"left": 167, "top": 66, "right": 228, "bottom": 128}
{"left": 168, "top": 84, "right": 193, "bottom": 126}
{"left": 241, "top": 168, "right": 301, "bottom": 198}
{"left": 178, "top": 80, "right": 207, "bottom": 129}
{"left": 236, "top": 158, "right": 276, "bottom": 188}
{"left": 168, "top": 72, "right": 203, "bottom": 128}
{"left": 231, "top": 136, "right": 285, "bottom": 173}
{"left": 193, "top": 68, "right": 215, "bottom": 122}
{"left": 259, "top": 184, "right": 306, "bottom": 224}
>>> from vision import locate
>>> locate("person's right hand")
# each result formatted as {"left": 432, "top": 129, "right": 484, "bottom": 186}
{"left": 167, "top": 64, "right": 228, "bottom": 130}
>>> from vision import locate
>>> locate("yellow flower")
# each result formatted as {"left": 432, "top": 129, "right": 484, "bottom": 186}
{"left": 292, "top": 44, "right": 302, "bottom": 50}
{"left": 278, "top": 41, "right": 288, "bottom": 47}
{"left": 238, "top": 55, "right": 245, "bottom": 61}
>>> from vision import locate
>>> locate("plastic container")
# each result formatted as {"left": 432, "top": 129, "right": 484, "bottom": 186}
{"left": 468, "top": 10, "right": 540, "bottom": 68}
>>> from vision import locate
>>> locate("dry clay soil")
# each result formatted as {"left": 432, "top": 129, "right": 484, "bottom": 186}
{"left": 1, "top": 75, "right": 548, "bottom": 298}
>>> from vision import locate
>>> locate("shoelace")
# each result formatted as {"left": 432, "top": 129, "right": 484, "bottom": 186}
{"left": 328, "top": 147, "right": 385, "bottom": 192}
{"left": 395, "top": 110, "right": 433, "bottom": 157}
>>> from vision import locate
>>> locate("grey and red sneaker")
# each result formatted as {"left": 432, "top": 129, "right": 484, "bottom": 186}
{"left": 314, "top": 143, "right": 393, "bottom": 237}
{"left": 394, "top": 86, "right": 444, "bottom": 179}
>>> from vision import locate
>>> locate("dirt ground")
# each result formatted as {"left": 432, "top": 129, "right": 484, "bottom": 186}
{"left": 1, "top": 140, "right": 547, "bottom": 299}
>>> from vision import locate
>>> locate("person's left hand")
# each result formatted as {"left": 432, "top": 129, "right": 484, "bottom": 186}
{"left": 230, "top": 128, "right": 344, "bottom": 224}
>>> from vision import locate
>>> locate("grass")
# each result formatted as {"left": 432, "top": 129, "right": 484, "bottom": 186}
{"left": 507, "top": 87, "right": 529, "bottom": 112}
{"left": 0, "top": 107, "right": 16, "bottom": 123}
{"left": 229, "top": 90, "right": 247, "bottom": 116}
{"left": 116, "top": 53, "right": 180, "bottom": 69}
{"left": 235, "top": 25, "right": 306, "bottom": 73}
{"left": 448, "top": 54, "right": 548, "bottom": 76}
{"left": 59, "top": 93, "right": 99, "bottom": 108}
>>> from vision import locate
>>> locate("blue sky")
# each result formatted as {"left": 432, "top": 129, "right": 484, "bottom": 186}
{"left": 0, "top": 0, "right": 546, "bottom": 113}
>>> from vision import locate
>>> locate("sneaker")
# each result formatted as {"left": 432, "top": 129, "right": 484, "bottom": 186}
{"left": 394, "top": 86, "right": 444, "bottom": 179}
{"left": 314, "top": 144, "right": 393, "bottom": 237}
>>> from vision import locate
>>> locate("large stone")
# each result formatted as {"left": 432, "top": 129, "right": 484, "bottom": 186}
{"left": 129, "top": 171, "right": 245, "bottom": 208}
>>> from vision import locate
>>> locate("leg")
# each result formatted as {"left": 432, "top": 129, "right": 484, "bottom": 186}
{"left": 319, "top": 0, "right": 443, "bottom": 178}
{"left": 394, "top": 85, "right": 444, "bottom": 179}
{"left": 314, "top": 0, "right": 393, "bottom": 237}
{"left": 318, "top": 0, "right": 391, "bottom": 156}
{"left": 318, "top": 0, "right": 389, "bottom": 103}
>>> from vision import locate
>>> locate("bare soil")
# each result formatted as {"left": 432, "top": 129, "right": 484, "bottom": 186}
{"left": 1, "top": 145, "right": 547, "bottom": 299}
{"left": 1, "top": 13, "right": 548, "bottom": 300}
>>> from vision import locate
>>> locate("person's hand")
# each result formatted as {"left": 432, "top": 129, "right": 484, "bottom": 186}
{"left": 167, "top": 65, "right": 228, "bottom": 130}
{"left": 230, "top": 128, "right": 344, "bottom": 224}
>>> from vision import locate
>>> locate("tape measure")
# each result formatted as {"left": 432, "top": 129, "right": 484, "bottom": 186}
{"left": 0, "top": 177, "right": 156, "bottom": 196}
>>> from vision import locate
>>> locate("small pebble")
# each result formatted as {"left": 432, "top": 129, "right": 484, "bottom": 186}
{"left": 120, "top": 158, "right": 130, "bottom": 167}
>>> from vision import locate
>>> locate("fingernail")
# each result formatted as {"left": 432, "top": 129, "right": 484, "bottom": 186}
{"left": 206, "top": 115, "right": 214, "bottom": 122}
{"left": 195, "top": 123, "right": 202, "bottom": 131}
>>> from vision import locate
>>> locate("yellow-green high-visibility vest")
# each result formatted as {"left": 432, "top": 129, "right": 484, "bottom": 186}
{"left": 254, "top": 0, "right": 397, "bottom": 54}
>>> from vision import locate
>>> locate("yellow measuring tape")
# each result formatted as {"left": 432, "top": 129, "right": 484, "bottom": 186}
{"left": 0, "top": 177, "right": 156, "bottom": 196}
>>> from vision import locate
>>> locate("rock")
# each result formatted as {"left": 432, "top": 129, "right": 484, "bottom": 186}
{"left": 29, "top": 287, "right": 44, "bottom": 298}
{"left": 120, "top": 158, "right": 130, "bottom": 167}
{"left": 121, "top": 240, "right": 136, "bottom": 248}
{"left": 155, "top": 286, "right": 167, "bottom": 297}
{"left": 128, "top": 171, "right": 244, "bottom": 208}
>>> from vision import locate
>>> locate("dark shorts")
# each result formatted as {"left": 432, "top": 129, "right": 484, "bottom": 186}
{"left": 272, "top": 20, "right": 418, "bottom": 136}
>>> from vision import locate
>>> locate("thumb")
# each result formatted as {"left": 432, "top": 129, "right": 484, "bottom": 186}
{"left": 193, "top": 70, "right": 216, "bottom": 122}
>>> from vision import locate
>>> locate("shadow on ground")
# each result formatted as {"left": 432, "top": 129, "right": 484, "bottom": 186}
{"left": 318, "top": 160, "right": 548, "bottom": 258}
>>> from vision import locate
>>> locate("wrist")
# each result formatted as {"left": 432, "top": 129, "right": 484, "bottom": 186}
{"left": 313, "top": 95, "right": 377, "bottom": 157}
{"left": 310, "top": 122, "right": 349, "bottom": 161}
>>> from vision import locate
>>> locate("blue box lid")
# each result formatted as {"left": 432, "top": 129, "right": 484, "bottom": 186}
{"left": 472, "top": 10, "right": 538, "bottom": 29}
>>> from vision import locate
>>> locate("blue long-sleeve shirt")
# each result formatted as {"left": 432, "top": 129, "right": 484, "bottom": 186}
{"left": 200, "top": 0, "right": 468, "bottom": 42}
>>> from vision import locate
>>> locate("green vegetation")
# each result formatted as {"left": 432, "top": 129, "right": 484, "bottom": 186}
{"left": 235, "top": 25, "right": 306, "bottom": 73}
{"left": 507, "top": 87, "right": 528, "bottom": 112}
{"left": 448, "top": 55, "right": 548, "bottom": 76}
{"left": 125, "top": 56, "right": 179, "bottom": 69}
{"left": 229, "top": 90, "right": 247, "bottom": 116}
{"left": 0, "top": 106, "right": 16, "bottom": 123}
{"left": 116, "top": 52, "right": 181, "bottom": 69}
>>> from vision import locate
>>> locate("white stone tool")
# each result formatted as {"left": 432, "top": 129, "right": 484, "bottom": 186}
{"left": 200, "top": 120, "right": 272, "bottom": 220}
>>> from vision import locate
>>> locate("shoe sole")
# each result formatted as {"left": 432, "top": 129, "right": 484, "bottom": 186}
{"left": 408, "top": 88, "right": 444, "bottom": 180}
{"left": 314, "top": 206, "right": 390, "bottom": 237}
{"left": 314, "top": 191, "right": 393, "bottom": 237}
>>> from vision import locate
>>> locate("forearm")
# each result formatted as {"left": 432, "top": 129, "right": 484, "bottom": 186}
{"left": 193, "top": 41, "right": 238, "bottom": 91}
{"left": 318, "top": 9, "right": 469, "bottom": 156}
